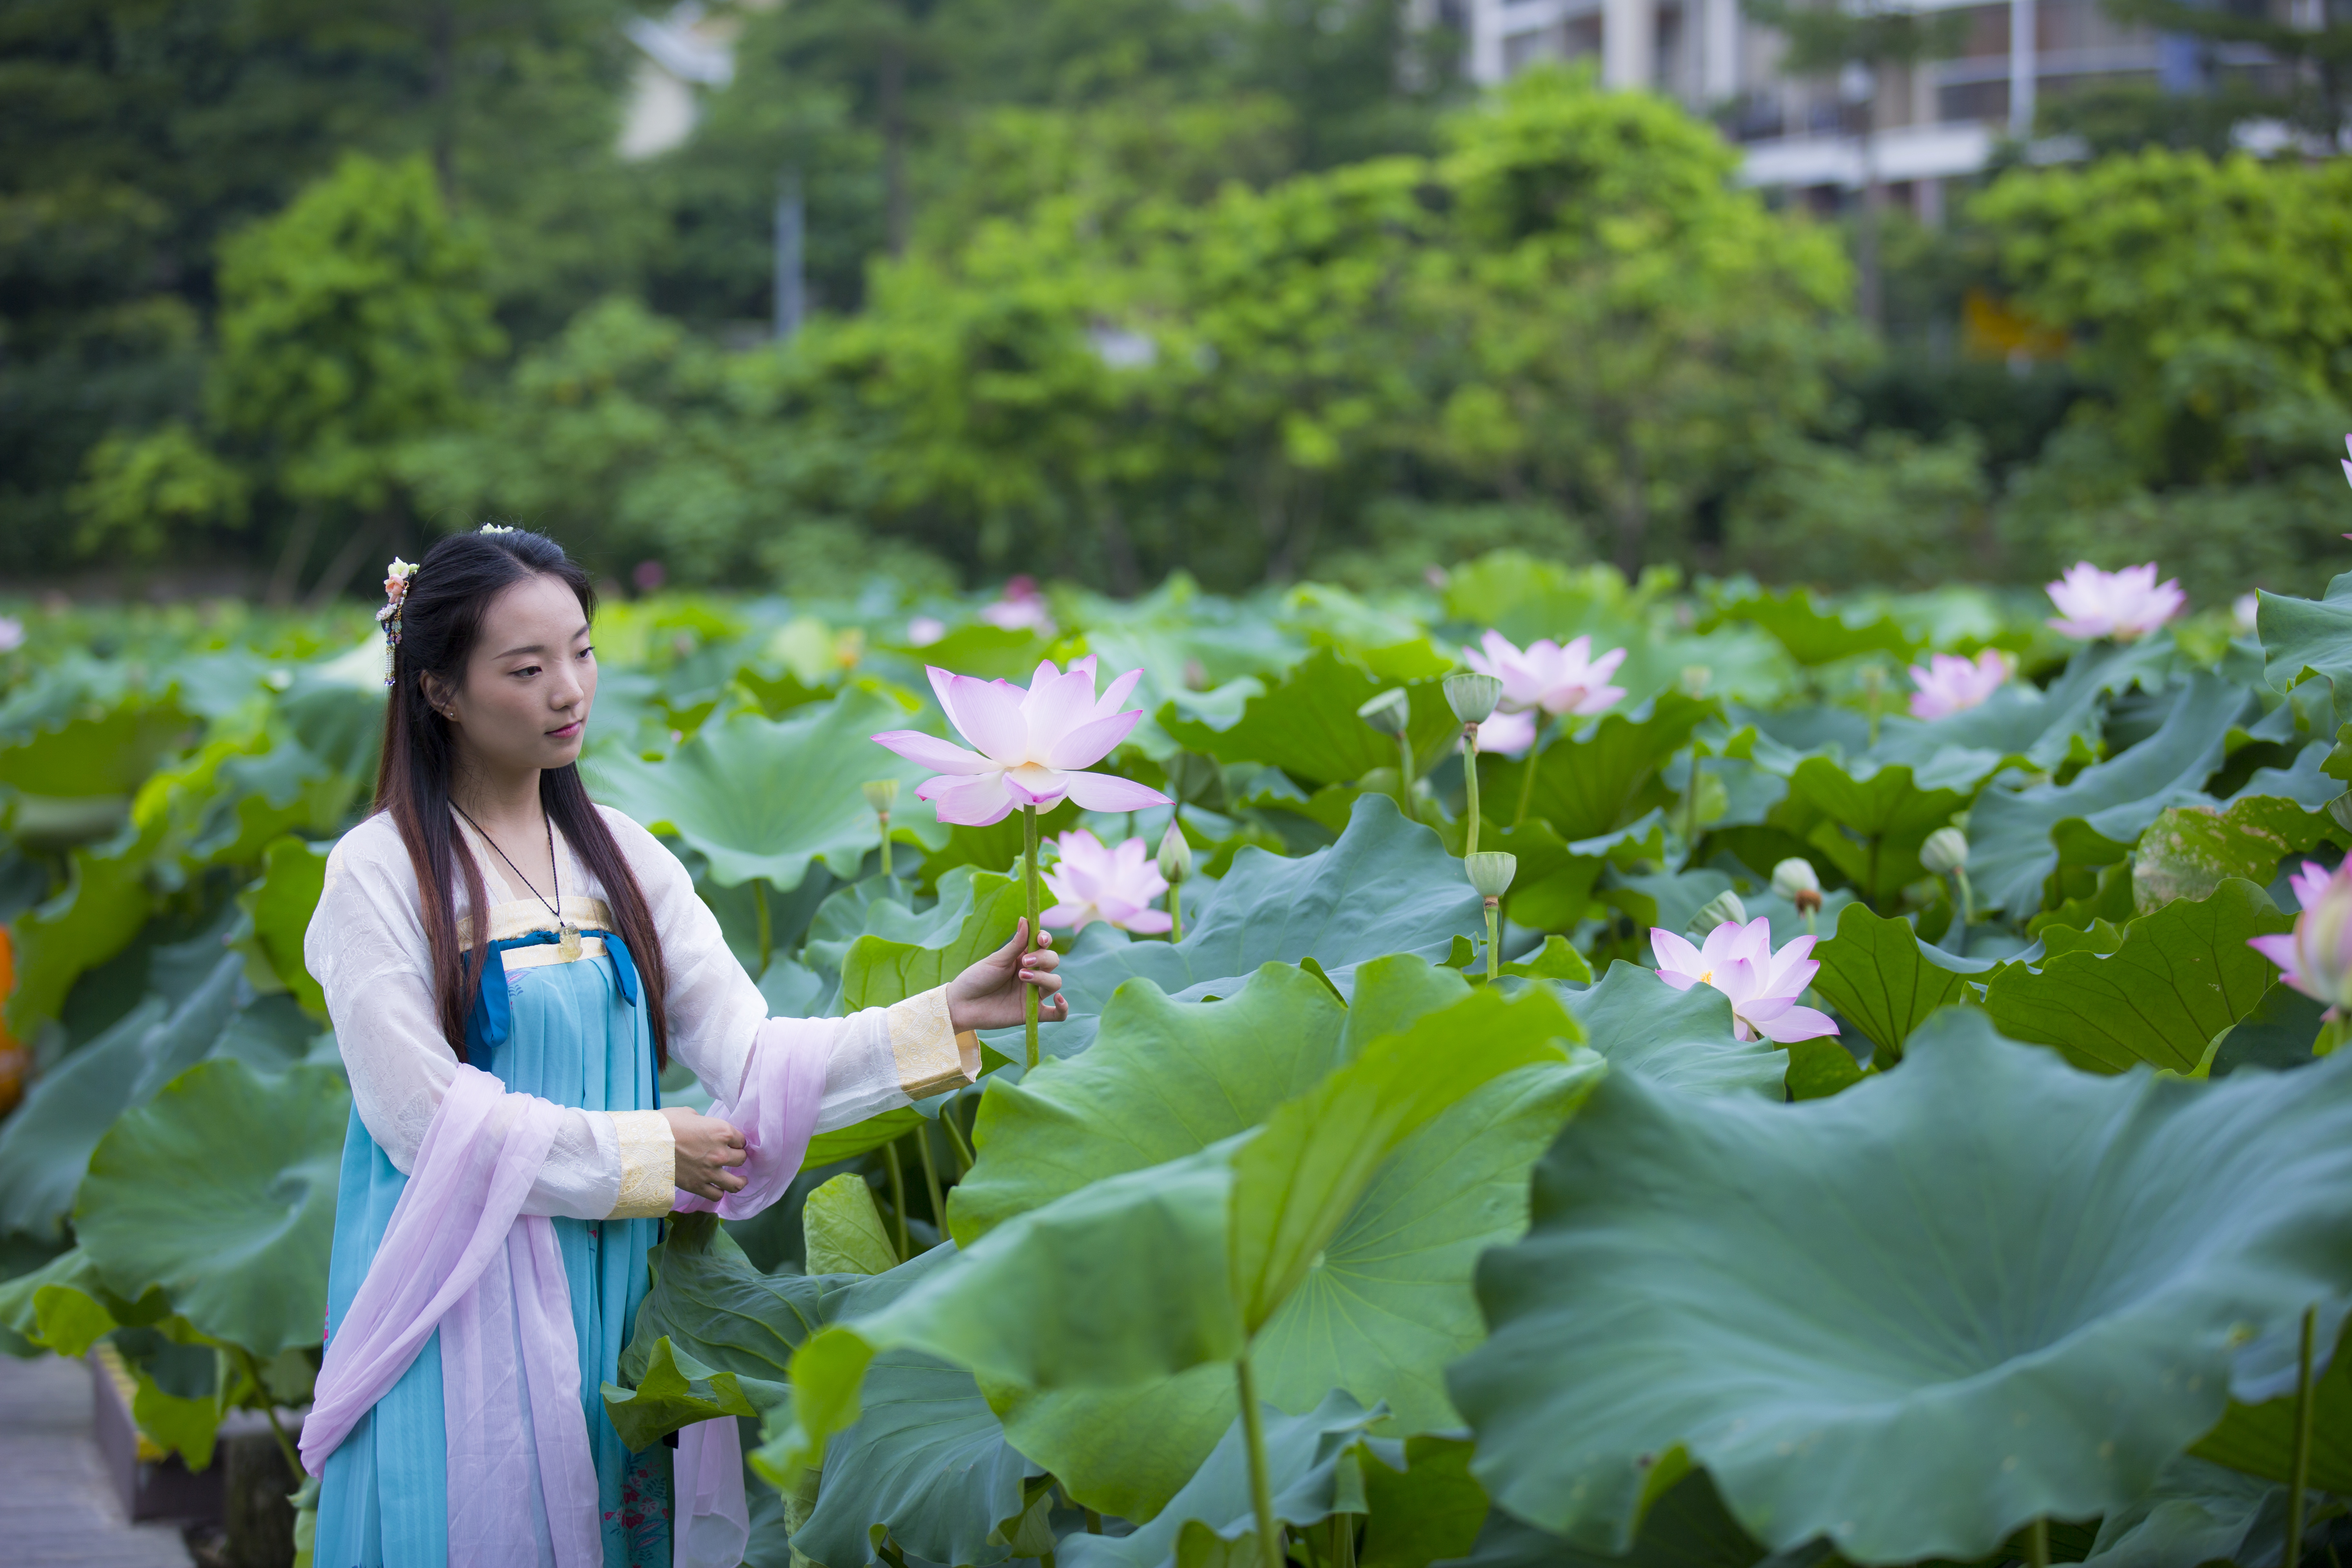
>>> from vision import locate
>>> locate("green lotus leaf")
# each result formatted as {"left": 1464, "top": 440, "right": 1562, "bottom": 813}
{"left": 0, "top": 950, "right": 250, "bottom": 1241}
{"left": 2076, "top": 1457, "right": 2283, "bottom": 1568}
{"left": 802, "top": 1173, "right": 899, "bottom": 1277}
{"left": 0, "top": 1245, "right": 168, "bottom": 1357}
{"left": 803, "top": 1106, "right": 927, "bottom": 1168}
{"left": 2132, "top": 796, "right": 2335, "bottom": 915}
{"left": 1871, "top": 638, "right": 2179, "bottom": 788}
{"left": 1969, "top": 674, "right": 2250, "bottom": 920}
{"left": 839, "top": 866, "right": 1027, "bottom": 1013}
{"left": 1155, "top": 647, "right": 1457, "bottom": 788}
{"left": 2259, "top": 574, "right": 2352, "bottom": 697}
{"left": 1441, "top": 1470, "right": 1773, "bottom": 1568}
{"left": 1481, "top": 693, "right": 1714, "bottom": 843}
{"left": 1772, "top": 758, "right": 1969, "bottom": 909}
{"left": 118, "top": 1330, "right": 225, "bottom": 1470}
{"left": 1983, "top": 879, "right": 2292, "bottom": 1075}
{"left": 1808, "top": 901, "right": 1973, "bottom": 1065}
{"left": 1057, "top": 1390, "right": 1388, "bottom": 1568}
{"left": 1706, "top": 587, "right": 1915, "bottom": 668}
{"left": 2211, "top": 980, "right": 2328, "bottom": 1076}
{"left": 618, "top": 1214, "right": 833, "bottom": 1389}
{"left": 600, "top": 1337, "right": 773, "bottom": 1452}
{"left": 1564, "top": 963, "right": 1786, "bottom": 1100}
{"left": 74, "top": 1057, "right": 347, "bottom": 1357}
{"left": 2187, "top": 1316, "right": 2352, "bottom": 1493}
{"left": 1025, "top": 797, "right": 1481, "bottom": 1061}
{"left": 1449, "top": 1010, "right": 2352, "bottom": 1564}
{"left": 0, "top": 685, "right": 192, "bottom": 798}
{"left": 5, "top": 838, "right": 154, "bottom": 1037}
{"left": 1479, "top": 821, "right": 1604, "bottom": 935}
{"left": 238, "top": 835, "right": 330, "bottom": 1017}
{"left": 584, "top": 686, "right": 949, "bottom": 891}
{"left": 1499, "top": 936, "right": 1592, "bottom": 983}
{"left": 1356, "top": 1434, "right": 1488, "bottom": 1568}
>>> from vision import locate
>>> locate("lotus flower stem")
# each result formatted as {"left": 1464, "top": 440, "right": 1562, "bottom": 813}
{"left": 1683, "top": 755, "right": 1704, "bottom": 857}
{"left": 1085, "top": 1508, "right": 1104, "bottom": 1535}
{"left": 1484, "top": 897, "right": 1502, "bottom": 982}
{"left": 914, "top": 1125, "right": 945, "bottom": 1243}
{"left": 883, "top": 1140, "right": 911, "bottom": 1263}
{"left": 1169, "top": 885, "right": 1183, "bottom": 943}
{"left": 1331, "top": 1514, "right": 1356, "bottom": 1568}
{"left": 943, "top": 1103, "right": 976, "bottom": 1176}
{"left": 1235, "top": 1353, "right": 1283, "bottom": 1568}
{"left": 878, "top": 813, "right": 892, "bottom": 879}
{"left": 1023, "top": 805, "right": 1042, "bottom": 1070}
{"left": 1514, "top": 739, "right": 1540, "bottom": 827}
{"left": 1395, "top": 730, "right": 1414, "bottom": 816}
{"left": 2026, "top": 1519, "right": 2049, "bottom": 1568}
{"left": 753, "top": 878, "right": 773, "bottom": 976}
{"left": 233, "top": 1343, "right": 302, "bottom": 1480}
{"left": 2290, "top": 1305, "right": 2317, "bottom": 1568}
{"left": 1462, "top": 724, "right": 1483, "bottom": 857}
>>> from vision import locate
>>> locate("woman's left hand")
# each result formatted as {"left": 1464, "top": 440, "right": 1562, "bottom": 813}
{"left": 945, "top": 918, "right": 1067, "bottom": 1032}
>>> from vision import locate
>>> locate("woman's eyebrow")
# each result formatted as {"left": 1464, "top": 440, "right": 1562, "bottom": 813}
{"left": 494, "top": 624, "right": 591, "bottom": 659}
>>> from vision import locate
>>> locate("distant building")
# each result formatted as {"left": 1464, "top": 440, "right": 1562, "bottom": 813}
{"left": 1457, "top": 0, "right": 2229, "bottom": 213}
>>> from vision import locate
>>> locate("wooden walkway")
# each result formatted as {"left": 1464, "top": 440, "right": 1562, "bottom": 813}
{"left": 0, "top": 1353, "right": 192, "bottom": 1566}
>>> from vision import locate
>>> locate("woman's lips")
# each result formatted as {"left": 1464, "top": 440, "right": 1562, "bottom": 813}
{"left": 547, "top": 719, "right": 584, "bottom": 739}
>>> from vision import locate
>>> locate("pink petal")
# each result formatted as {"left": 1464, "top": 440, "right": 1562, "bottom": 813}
{"left": 921, "top": 771, "right": 1016, "bottom": 826}
{"left": 1004, "top": 765, "right": 1071, "bottom": 808}
{"left": 1755, "top": 1006, "right": 1842, "bottom": 1043}
{"left": 2249, "top": 933, "right": 2300, "bottom": 970}
{"left": 1092, "top": 667, "right": 1143, "bottom": 720}
{"left": 939, "top": 672, "right": 1029, "bottom": 763}
{"left": 1119, "top": 908, "right": 1174, "bottom": 934}
{"left": 1656, "top": 970, "right": 1701, "bottom": 992}
{"left": 1023, "top": 668, "right": 1097, "bottom": 750}
{"left": 1061, "top": 771, "right": 1174, "bottom": 812}
{"left": 870, "top": 729, "right": 994, "bottom": 775}
{"left": 1046, "top": 708, "right": 1143, "bottom": 771}
{"left": 1041, "top": 900, "right": 1088, "bottom": 929}
{"left": 1649, "top": 929, "right": 1704, "bottom": 976}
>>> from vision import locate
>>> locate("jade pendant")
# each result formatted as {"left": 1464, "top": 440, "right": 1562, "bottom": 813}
{"left": 558, "top": 922, "right": 582, "bottom": 961}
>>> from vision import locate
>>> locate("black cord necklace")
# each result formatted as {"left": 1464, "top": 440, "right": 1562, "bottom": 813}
{"left": 453, "top": 802, "right": 582, "bottom": 959}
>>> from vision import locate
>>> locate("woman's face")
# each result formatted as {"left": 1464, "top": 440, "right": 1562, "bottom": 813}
{"left": 433, "top": 572, "right": 598, "bottom": 779}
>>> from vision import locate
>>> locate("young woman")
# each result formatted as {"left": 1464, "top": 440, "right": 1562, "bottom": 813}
{"left": 297, "top": 528, "right": 1065, "bottom": 1568}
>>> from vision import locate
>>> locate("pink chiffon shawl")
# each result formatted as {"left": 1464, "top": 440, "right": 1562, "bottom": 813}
{"left": 300, "top": 1017, "right": 830, "bottom": 1568}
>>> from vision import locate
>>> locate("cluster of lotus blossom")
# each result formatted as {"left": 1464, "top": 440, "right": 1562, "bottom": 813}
{"left": 1461, "top": 630, "right": 1628, "bottom": 755}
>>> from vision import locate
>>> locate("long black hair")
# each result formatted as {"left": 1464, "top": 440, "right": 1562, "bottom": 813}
{"left": 373, "top": 529, "right": 671, "bottom": 1066}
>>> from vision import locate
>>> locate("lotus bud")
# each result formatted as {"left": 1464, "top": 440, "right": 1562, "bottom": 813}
{"left": 1465, "top": 852, "right": 1518, "bottom": 901}
{"left": 1921, "top": 827, "right": 1970, "bottom": 876}
{"left": 1156, "top": 819, "right": 1194, "bottom": 885}
{"left": 861, "top": 779, "right": 900, "bottom": 815}
{"left": 1357, "top": 687, "right": 1411, "bottom": 737}
{"left": 1444, "top": 672, "right": 1503, "bottom": 726}
{"left": 1686, "top": 889, "right": 1748, "bottom": 938}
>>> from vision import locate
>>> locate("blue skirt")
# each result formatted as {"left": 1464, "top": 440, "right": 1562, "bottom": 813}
{"left": 314, "top": 943, "right": 671, "bottom": 1568}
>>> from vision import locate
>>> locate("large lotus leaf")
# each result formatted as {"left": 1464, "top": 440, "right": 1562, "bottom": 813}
{"left": 2076, "top": 1457, "right": 2282, "bottom": 1568}
{"left": 238, "top": 835, "right": 330, "bottom": 1017}
{"left": 1480, "top": 820, "right": 1604, "bottom": 934}
{"left": 584, "top": 687, "right": 949, "bottom": 890}
{"left": 2211, "top": 979, "right": 2329, "bottom": 1076}
{"left": 1155, "top": 647, "right": 1457, "bottom": 788}
{"left": 1771, "top": 758, "right": 1969, "bottom": 908}
{"left": 1441, "top": 1470, "right": 1773, "bottom": 1568}
{"left": 802, "top": 1173, "right": 900, "bottom": 1277}
{"left": 1481, "top": 694, "right": 1714, "bottom": 844}
{"left": 780, "top": 1000, "right": 1586, "bottom": 1494}
{"left": 0, "top": 950, "right": 246, "bottom": 1240}
{"left": 1808, "top": 902, "right": 1973, "bottom": 1065}
{"left": 1057, "top": 1391, "right": 1388, "bottom": 1568}
{"left": 1356, "top": 1434, "right": 1488, "bottom": 1568}
{"left": 76, "top": 1057, "right": 347, "bottom": 1357}
{"left": 1448, "top": 1010, "right": 2352, "bottom": 1565}
{"left": 1706, "top": 588, "right": 1916, "bottom": 668}
{"left": 5, "top": 838, "right": 154, "bottom": 1036}
{"left": 838, "top": 866, "right": 1027, "bottom": 1013}
{"left": 1968, "top": 674, "right": 2250, "bottom": 919}
{"left": 1025, "top": 797, "right": 1481, "bottom": 1061}
{"left": 1982, "top": 879, "right": 2293, "bottom": 1075}
{"left": 1563, "top": 963, "right": 1786, "bottom": 1100}
{"left": 618, "top": 1214, "right": 834, "bottom": 1386}
{"left": 0, "top": 1245, "right": 170, "bottom": 1358}
{"left": 601, "top": 1338, "right": 773, "bottom": 1451}
{"left": 1870, "top": 638, "right": 2179, "bottom": 788}
{"left": 2259, "top": 574, "right": 2352, "bottom": 697}
{"left": 0, "top": 691, "right": 192, "bottom": 798}
{"left": 2132, "top": 797, "right": 2334, "bottom": 915}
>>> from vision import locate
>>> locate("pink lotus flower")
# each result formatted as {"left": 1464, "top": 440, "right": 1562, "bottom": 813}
{"left": 2250, "top": 859, "right": 2352, "bottom": 1016}
{"left": 906, "top": 616, "right": 946, "bottom": 647}
{"left": 0, "top": 616, "right": 22, "bottom": 655}
{"left": 1041, "top": 830, "right": 1172, "bottom": 934}
{"left": 2046, "top": 562, "right": 2185, "bottom": 641}
{"left": 1907, "top": 649, "right": 2011, "bottom": 720}
{"left": 1477, "top": 708, "right": 1539, "bottom": 756}
{"left": 1650, "top": 918, "right": 1839, "bottom": 1043}
{"left": 980, "top": 575, "right": 1055, "bottom": 635}
{"left": 1462, "top": 631, "right": 1629, "bottom": 717}
{"left": 871, "top": 657, "right": 1171, "bottom": 827}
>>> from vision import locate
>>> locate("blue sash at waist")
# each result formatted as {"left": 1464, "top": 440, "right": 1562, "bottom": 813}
{"left": 463, "top": 929, "right": 639, "bottom": 1056}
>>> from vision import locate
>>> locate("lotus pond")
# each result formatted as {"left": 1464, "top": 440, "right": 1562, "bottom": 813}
{"left": 3, "top": 552, "right": 2352, "bottom": 1568}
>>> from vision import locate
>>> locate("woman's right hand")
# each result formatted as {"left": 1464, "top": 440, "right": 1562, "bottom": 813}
{"left": 662, "top": 1106, "right": 748, "bottom": 1202}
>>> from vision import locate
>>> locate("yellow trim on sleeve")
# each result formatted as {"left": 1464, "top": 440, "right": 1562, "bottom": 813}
{"left": 885, "top": 987, "right": 978, "bottom": 1100}
{"left": 609, "top": 1109, "right": 676, "bottom": 1219}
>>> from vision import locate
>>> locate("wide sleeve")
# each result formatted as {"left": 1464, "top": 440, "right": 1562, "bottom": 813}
{"left": 600, "top": 806, "right": 978, "bottom": 1134}
{"left": 305, "top": 818, "right": 659, "bottom": 1222}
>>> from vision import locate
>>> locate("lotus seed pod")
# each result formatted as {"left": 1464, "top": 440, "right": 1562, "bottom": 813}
{"left": 1771, "top": 858, "right": 1820, "bottom": 901}
{"left": 1357, "top": 687, "right": 1411, "bottom": 737}
{"left": 1444, "top": 671, "right": 1503, "bottom": 725}
{"left": 1465, "top": 851, "right": 1518, "bottom": 899}
{"left": 1686, "top": 889, "right": 1748, "bottom": 937}
{"left": 1156, "top": 819, "right": 1194, "bottom": 885}
{"left": 861, "top": 779, "right": 900, "bottom": 814}
{"left": 1921, "top": 827, "right": 1970, "bottom": 875}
